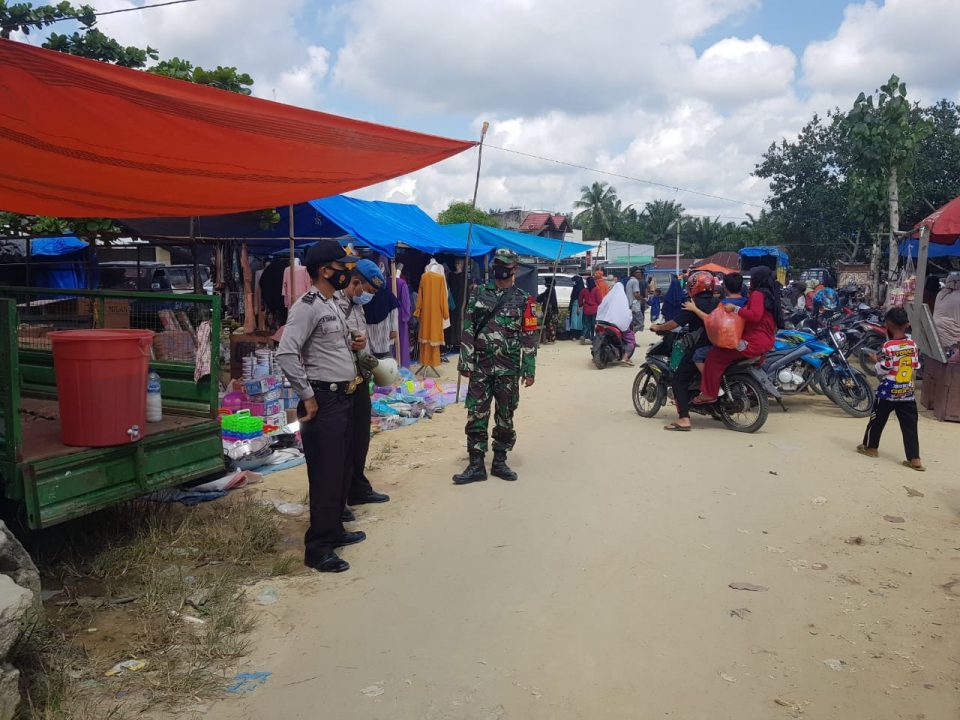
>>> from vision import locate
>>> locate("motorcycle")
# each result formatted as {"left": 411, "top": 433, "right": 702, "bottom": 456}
{"left": 769, "top": 326, "right": 874, "bottom": 417}
{"left": 591, "top": 321, "right": 625, "bottom": 369}
{"left": 631, "top": 329, "right": 770, "bottom": 433}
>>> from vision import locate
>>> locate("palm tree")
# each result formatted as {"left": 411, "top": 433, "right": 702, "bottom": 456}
{"left": 640, "top": 199, "right": 685, "bottom": 253}
{"left": 573, "top": 182, "right": 620, "bottom": 247}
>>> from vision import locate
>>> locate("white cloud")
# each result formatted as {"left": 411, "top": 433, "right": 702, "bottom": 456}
{"left": 802, "top": 0, "right": 960, "bottom": 103}
{"left": 271, "top": 45, "right": 331, "bottom": 107}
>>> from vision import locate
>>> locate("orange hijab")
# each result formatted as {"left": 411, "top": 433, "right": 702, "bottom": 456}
{"left": 594, "top": 270, "right": 609, "bottom": 299}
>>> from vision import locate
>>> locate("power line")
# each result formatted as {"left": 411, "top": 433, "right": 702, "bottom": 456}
{"left": 486, "top": 143, "right": 766, "bottom": 210}
{"left": 3, "top": 0, "right": 200, "bottom": 30}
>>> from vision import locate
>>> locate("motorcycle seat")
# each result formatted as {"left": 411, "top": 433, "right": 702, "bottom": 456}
{"left": 728, "top": 356, "right": 764, "bottom": 372}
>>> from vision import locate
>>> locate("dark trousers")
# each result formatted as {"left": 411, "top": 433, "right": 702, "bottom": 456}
{"left": 298, "top": 392, "right": 354, "bottom": 562}
{"left": 673, "top": 351, "right": 698, "bottom": 419}
{"left": 863, "top": 398, "right": 920, "bottom": 460}
{"left": 348, "top": 387, "right": 374, "bottom": 503}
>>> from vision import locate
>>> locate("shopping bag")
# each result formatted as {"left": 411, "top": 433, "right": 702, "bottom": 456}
{"left": 704, "top": 305, "right": 745, "bottom": 350}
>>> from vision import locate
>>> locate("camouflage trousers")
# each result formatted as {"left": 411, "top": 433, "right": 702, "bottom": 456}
{"left": 465, "top": 373, "right": 520, "bottom": 454}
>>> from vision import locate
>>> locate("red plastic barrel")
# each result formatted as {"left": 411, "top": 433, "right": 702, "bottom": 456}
{"left": 49, "top": 329, "right": 155, "bottom": 447}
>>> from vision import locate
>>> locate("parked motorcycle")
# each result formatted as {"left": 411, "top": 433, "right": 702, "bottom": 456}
{"left": 591, "top": 321, "right": 625, "bottom": 369}
{"left": 631, "top": 330, "right": 770, "bottom": 433}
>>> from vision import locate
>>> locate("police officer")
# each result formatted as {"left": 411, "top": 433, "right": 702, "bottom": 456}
{"left": 337, "top": 259, "right": 391, "bottom": 519}
{"left": 454, "top": 249, "right": 538, "bottom": 484}
{"left": 276, "top": 240, "right": 366, "bottom": 573}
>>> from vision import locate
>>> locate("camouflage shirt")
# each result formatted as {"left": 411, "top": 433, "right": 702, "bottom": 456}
{"left": 459, "top": 282, "right": 538, "bottom": 378}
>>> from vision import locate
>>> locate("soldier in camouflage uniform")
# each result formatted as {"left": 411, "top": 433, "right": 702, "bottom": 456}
{"left": 453, "top": 249, "right": 538, "bottom": 484}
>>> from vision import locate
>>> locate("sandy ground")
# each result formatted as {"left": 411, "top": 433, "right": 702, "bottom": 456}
{"left": 203, "top": 330, "right": 960, "bottom": 720}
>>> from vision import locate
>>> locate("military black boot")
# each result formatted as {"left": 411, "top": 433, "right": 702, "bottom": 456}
{"left": 491, "top": 451, "right": 517, "bottom": 481}
{"left": 453, "top": 453, "right": 487, "bottom": 485}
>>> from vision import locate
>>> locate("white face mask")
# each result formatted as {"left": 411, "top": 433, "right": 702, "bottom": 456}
{"left": 353, "top": 292, "right": 375, "bottom": 305}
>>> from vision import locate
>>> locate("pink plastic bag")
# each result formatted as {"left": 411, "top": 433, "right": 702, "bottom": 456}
{"left": 704, "top": 305, "right": 745, "bottom": 350}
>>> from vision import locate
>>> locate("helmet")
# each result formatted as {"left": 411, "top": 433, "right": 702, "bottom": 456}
{"left": 372, "top": 357, "right": 401, "bottom": 387}
{"left": 814, "top": 287, "right": 838, "bottom": 311}
{"left": 686, "top": 270, "right": 715, "bottom": 297}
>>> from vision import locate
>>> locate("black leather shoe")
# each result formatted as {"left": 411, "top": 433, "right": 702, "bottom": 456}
{"left": 334, "top": 530, "right": 367, "bottom": 547}
{"left": 348, "top": 490, "right": 390, "bottom": 504}
{"left": 491, "top": 451, "right": 517, "bottom": 481}
{"left": 306, "top": 552, "right": 349, "bottom": 573}
{"left": 341, "top": 509, "right": 356, "bottom": 523}
{"left": 453, "top": 453, "right": 487, "bottom": 485}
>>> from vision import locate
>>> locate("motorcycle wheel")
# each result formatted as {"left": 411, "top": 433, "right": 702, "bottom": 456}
{"left": 632, "top": 367, "right": 665, "bottom": 417}
{"left": 592, "top": 352, "right": 607, "bottom": 370}
{"left": 857, "top": 335, "right": 884, "bottom": 377}
{"left": 821, "top": 367, "right": 874, "bottom": 418}
{"left": 717, "top": 375, "right": 769, "bottom": 433}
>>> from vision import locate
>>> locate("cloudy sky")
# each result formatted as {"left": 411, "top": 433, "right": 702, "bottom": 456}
{"left": 51, "top": 0, "right": 960, "bottom": 220}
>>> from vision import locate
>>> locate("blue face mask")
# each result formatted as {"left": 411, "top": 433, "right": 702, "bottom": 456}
{"left": 353, "top": 292, "right": 374, "bottom": 305}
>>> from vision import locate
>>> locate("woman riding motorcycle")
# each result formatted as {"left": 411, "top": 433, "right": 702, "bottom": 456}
{"left": 649, "top": 270, "right": 718, "bottom": 431}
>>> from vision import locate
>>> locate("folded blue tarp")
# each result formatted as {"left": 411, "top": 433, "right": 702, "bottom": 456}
{"left": 309, "top": 196, "right": 490, "bottom": 258}
{"left": 444, "top": 223, "right": 592, "bottom": 260}
{"left": 30, "top": 235, "right": 88, "bottom": 256}
{"left": 739, "top": 246, "right": 789, "bottom": 267}
{"left": 28, "top": 236, "right": 88, "bottom": 289}
{"left": 899, "top": 237, "right": 960, "bottom": 258}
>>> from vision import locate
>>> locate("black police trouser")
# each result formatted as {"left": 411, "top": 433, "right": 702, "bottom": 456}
{"left": 298, "top": 391, "right": 354, "bottom": 563}
{"left": 347, "top": 386, "right": 375, "bottom": 503}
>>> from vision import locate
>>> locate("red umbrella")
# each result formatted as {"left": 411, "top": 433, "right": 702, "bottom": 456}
{"left": 915, "top": 195, "right": 960, "bottom": 244}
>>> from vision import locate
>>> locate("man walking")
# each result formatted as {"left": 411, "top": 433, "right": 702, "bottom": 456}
{"left": 454, "top": 249, "right": 538, "bottom": 484}
{"left": 625, "top": 266, "right": 646, "bottom": 332}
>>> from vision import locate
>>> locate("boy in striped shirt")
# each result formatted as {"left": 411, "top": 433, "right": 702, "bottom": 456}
{"left": 857, "top": 307, "right": 924, "bottom": 471}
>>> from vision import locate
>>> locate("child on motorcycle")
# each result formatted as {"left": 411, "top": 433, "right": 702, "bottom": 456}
{"left": 857, "top": 307, "right": 924, "bottom": 471}
{"left": 682, "top": 272, "right": 748, "bottom": 373}
{"left": 651, "top": 270, "right": 719, "bottom": 431}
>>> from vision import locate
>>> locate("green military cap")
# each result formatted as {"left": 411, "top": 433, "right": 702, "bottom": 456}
{"left": 492, "top": 248, "right": 519, "bottom": 266}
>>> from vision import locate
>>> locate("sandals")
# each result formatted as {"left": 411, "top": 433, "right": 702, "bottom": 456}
{"left": 690, "top": 394, "right": 718, "bottom": 406}
{"left": 663, "top": 422, "right": 691, "bottom": 432}
{"left": 902, "top": 460, "right": 926, "bottom": 472}
{"left": 856, "top": 444, "right": 878, "bottom": 458}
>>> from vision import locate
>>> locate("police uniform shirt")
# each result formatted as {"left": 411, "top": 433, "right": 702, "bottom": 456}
{"left": 337, "top": 290, "right": 368, "bottom": 338}
{"left": 276, "top": 289, "right": 356, "bottom": 400}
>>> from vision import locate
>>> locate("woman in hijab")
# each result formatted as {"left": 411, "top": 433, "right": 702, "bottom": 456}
{"left": 693, "top": 265, "right": 782, "bottom": 405}
{"left": 580, "top": 276, "right": 602, "bottom": 343}
{"left": 364, "top": 277, "right": 401, "bottom": 358}
{"left": 934, "top": 271, "right": 960, "bottom": 361}
{"left": 593, "top": 269, "right": 609, "bottom": 299}
{"left": 662, "top": 274, "right": 684, "bottom": 322}
{"left": 568, "top": 275, "right": 585, "bottom": 341}
{"left": 537, "top": 278, "right": 560, "bottom": 344}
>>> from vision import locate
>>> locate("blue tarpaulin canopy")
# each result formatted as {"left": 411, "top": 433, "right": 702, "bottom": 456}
{"left": 899, "top": 236, "right": 960, "bottom": 258}
{"left": 738, "top": 246, "right": 789, "bottom": 268}
{"left": 28, "top": 235, "right": 88, "bottom": 288}
{"left": 30, "top": 235, "right": 88, "bottom": 256}
{"left": 308, "top": 196, "right": 488, "bottom": 257}
{"left": 443, "top": 224, "right": 592, "bottom": 260}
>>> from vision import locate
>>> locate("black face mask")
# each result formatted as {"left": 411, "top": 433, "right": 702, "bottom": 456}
{"left": 326, "top": 268, "right": 350, "bottom": 290}
{"left": 492, "top": 266, "right": 514, "bottom": 281}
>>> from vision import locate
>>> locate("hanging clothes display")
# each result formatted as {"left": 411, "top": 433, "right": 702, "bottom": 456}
{"left": 447, "top": 262, "right": 465, "bottom": 349}
{"left": 282, "top": 259, "right": 311, "bottom": 307}
{"left": 415, "top": 269, "right": 449, "bottom": 369}
{"left": 396, "top": 274, "right": 412, "bottom": 367}
{"left": 364, "top": 283, "right": 400, "bottom": 358}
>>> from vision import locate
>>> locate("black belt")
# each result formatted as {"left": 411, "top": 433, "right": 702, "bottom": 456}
{"left": 310, "top": 380, "right": 356, "bottom": 395}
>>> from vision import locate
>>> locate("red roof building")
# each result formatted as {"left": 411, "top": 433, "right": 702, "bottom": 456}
{"left": 519, "top": 212, "right": 571, "bottom": 239}
{"left": 692, "top": 251, "right": 740, "bottom": 272}
{"left": 652, "top": 254, "right": 692, "bottom": 271}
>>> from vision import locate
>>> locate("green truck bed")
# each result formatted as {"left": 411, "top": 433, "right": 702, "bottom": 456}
{"left": 0, "top": 288, "right": 225, "bottom": 528}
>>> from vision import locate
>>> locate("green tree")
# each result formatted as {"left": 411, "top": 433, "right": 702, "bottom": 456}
{"left": 44, "top": 27, "right": 156, "bottom": 67}
{"left": 436, "top": 201, "right": 501, "bottom": 227}
{"left": 841, "top": 74, "right": 930, "bottom": 290}
{"left": 151, "top": 57, "right": 253, "bottom": 95}
{"left": 0, "top": 0, "right": 94, "bottom": 38}
{"left": 904, "top": 100, "right": 960, "bottom": 226}
{"left": 572, "top": 181, "right": 619, "bottom": 245}
{"left": 639, "top": 199, "right": 684, "bottom": 254}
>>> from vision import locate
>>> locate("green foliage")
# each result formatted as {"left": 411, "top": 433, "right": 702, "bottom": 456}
{"left": 572, "top": 181, "right": 619, "bottom": 242}
{"left": 257, "top": 208, "right": 281, "bottom": 230}
{"left": 0, "top": 0, "right": 94, "bottom": 39}
{"left": 44, "top": 27, "right": 157, "bottom": 67}
{"left": 437, "top": 201, "right": 501, "bottom": 227}
{"left": 151, "top": 57, "right": 254, "bottom": 95}
{"left": 0, "top": 212, "right": 119, "bottom": 240}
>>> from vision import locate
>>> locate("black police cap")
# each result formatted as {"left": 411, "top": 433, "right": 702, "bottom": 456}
{"left": 305, "top": 240, "right": 353, "bottom": 267}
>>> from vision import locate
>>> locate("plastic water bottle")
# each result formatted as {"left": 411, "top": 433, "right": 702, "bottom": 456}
{"left": 146, "top": 368, "right": 162, "bottom": 423}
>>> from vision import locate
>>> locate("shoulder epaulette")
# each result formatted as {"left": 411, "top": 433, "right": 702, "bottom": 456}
{"left": 302, "top": 291, "right": 318, "bottom": 305}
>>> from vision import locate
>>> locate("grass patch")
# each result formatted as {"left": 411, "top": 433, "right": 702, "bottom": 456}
{"left": 14, "top": 494, "right": 298, "bottom": 719}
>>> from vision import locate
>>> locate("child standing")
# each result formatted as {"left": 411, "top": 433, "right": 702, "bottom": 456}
{"left": 857, "top": 307, "right": 924, "bottom": 471}
{"left": 649, "top": 288, "right": 662, "bottom": 323}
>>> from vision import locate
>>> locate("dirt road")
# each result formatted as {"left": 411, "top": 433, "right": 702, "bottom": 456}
{"left": 207, "top": 334, "right": 959, "bottom": 720}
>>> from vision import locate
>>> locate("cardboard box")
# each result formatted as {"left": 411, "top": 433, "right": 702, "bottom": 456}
{"left": 102, "top": 299, "right": 130, "bottom": 328}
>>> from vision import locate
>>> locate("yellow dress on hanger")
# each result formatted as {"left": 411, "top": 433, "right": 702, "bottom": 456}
{"left": 415, "top": 271, "right": 449, "bottom": 368}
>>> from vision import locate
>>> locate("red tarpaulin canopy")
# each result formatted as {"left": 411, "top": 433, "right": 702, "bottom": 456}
{"left": 914, "top": 195, "right": 960, "bottom": 244}
{"left": 0, "top": 39, "right": 475, "bottom": 218}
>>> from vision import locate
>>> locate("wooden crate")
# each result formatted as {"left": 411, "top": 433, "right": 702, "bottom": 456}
{"left": 921, "top": 356, "right": 960, "bottom": 422}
